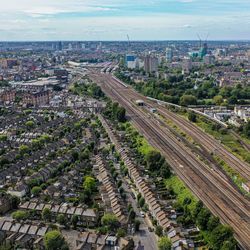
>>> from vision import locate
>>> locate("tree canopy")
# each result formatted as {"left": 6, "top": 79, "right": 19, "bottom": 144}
{"left": 209, "top": 225, "right": 236, "bottom": 250}
{"left": 12, "top": 211, "right": 29, "bottom": 221}
{"left": 42, "top": 208, "right": 52, "bottom": 222}
{"left": 101, "top": 213, "right": 120, "bottom": 231}
{"left": 158, "top": 237, "right": 172, "bottom": 250}
{"left": 44, "top": 230, "right": 69, "bottom": 250}
{"left": 243, "top": 121, "right": 250, "bottom": 139}
{"left": 83, "top": 176, "right": 97, "bottom": 193}
{"left": 180, "top": 95, "right": 197, "bottom": 106}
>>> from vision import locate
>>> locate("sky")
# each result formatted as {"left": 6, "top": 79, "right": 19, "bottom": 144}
{"left": 0, "top": 0, "right": 250, "bottom": 41}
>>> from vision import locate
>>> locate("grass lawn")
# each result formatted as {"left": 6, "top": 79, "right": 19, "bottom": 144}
{"left": 124, "top": 122, "right": 154, "bottom": 156}
{"left": 136, "top": 137, "right": 154, "bottom": 156}
{"left": 195, "top": 117, "right": 250, "bottom": 164}
{"left": 165, "top": 175, "right": 198, "bottom": 211}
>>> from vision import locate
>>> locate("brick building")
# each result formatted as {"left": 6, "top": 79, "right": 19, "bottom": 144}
{"left": 22, "top": 89, "right": 52, "bottom": 107}
{"left": 0, "top": 89, "right": 16, "bottom": 104}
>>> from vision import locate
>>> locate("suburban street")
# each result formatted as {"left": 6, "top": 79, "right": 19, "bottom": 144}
{"left": 122, "top": 177, "right": 158, "bottom": 250}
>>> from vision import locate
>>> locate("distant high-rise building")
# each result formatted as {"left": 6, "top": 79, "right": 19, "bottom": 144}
{"left": 68, "top": 43, "right": 73, "bottom": 50}
{"left": 81, "top": 43, "right": 86, "bottom": 49}
{"left": 57, "top": 41, "right": 63, "bottom": 51}
{"left": 76, "top": 42, "right": 82, "bottom": 50}
{"left": 144, "top": 55, "right": 158, "bottom": 73}
{"left": 199, "top": 43, "right": 208, "bottom": 58}
{"left": 125, "top": 54, "right": 136, "bottom": 69}
{"left": 135, "top": 58, "right": 144, "bottom": 69}
{"left": 166, "top": 48, "right": 173, "bottom": 62}
{"left": 97, "top": 42, "right": 103, "bottom": 51}
{"left": 247, "top": 50, "right": 250, "bottom": 62}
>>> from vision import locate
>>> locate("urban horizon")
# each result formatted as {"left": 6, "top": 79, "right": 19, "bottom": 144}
{"left": 0, "top": 1, "right": 250, "bottom": 250}
{"left": 1, "top": 39, "right": 250, "bottom": 41}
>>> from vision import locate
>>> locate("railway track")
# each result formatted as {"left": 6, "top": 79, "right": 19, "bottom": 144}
{"left": 102, "top": 73, "right": 250, "bottom": 183}
{"left": 156, "top": 107, "right": 250, "bottom": 181}
{"left": 89, "top": 70, "right": 250, "bottom": 249}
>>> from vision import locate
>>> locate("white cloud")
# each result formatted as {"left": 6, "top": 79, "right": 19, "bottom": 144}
{"left": 0, "top": 0, "right": 118, "bottom": 17}
{"left": 0, "top": 0, "right": 249, "bottom": 40}
{"left": 182, "top": 24, "right": 193, "bottom": 28}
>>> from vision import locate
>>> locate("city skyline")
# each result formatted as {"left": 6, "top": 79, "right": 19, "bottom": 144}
{"left": 1, "top": 0, "right": 250, "bottom": 41}
{"left": 0, "top": 4, "right": 250, "bottom": 249}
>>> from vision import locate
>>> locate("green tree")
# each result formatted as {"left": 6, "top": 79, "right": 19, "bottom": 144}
{"left": 71, "top": 151, "right": 79, "bottom": 162}
{"left": 221, "top": 239, "right": 237, "bottom": 250}
{"left": 10, "top": 195, "right": 20, "bottom": 209}
{"left": 137, "top": 193, "right": 142, "bottom": 202}
{"left": 101, "top": 213, "right": 120, "bottom": 231}
{"left": 155, "top": 225, "right": 163, "bottom": 237}
{"left": 12, "top": 211, "right": 29, "bottom": 221}
{"left": 138, "top": 197, "right": 145, "bottom": 207}
{"left": 56, "top": 214, "right": 67, "bottom": 226}
{"left": 25, "top": 120, "right": 35, "bottom": 128}
{"left": 160, "top": 162, "right": 171, "bottom": 178}
{"left": 158, "top": 236, "right": 172, "bottom": 250}
{"left": 207, "top": 216, "right": 220, "bottom": 232}
{"left": 228, "top": 95, "right": 238, "bottom": 104}
{"left": 196, "top": 208, "right": 211, "bottom": 230}
{"left": 24, "top": 109, "right": 32, "bottom": 115}
{"left": 106, "top": 102, "right": 127, "bottom": 122}
{"left": 27, "top": 178, "right": 42, "bottom": 188}
{"left": 44, "top": 230, "right": 69, "bottom": 250}
{"left": 145, "top": 150, "right": 165, "bottom": 172}
{"left": 0, "top": 242, "right": 12, "bottom": 250}
{"left": 117, "top": 180, "right": 122, "bottom": 188}
{"left": 31, "top": 186, "right": 42, "bottom": 196}
{"left": 89, "top": 84, "right": 104, "bottom": 98}
{"left": 209, "top": 225, "right": 235, "bottom": 250}
{"left": 19, "top": 144, "right": 30, "bottom": 155}
{"left": 42, "top": 208, "right": 52, "bottom": 222}
{"left": 188, "top": 112, "right": 197, "bottom": 122}
{"left": 243, "top": 121, "right": 250, "bottom": 138}
{"left": 80, "top": 148, "right": 90, "bottom": 160}
{"left": 83, "top": 176, "right": 97, "bottom": 193}
{"left": 31, "top": 139, "right": 41, "bottom": 150}
{"left": 0, "top": 135, "right": 7, "bottom": 142}
{"left": 71, "top": 215, "right": 79, "bottom": 229}
{"left": 180, "top": 95, "right": 197, "bottom": 106}
{"left": 128, "top": 209, "right": 136, "bottom": 221}
{"left": 192, "top": 200, "right": 203, "bottom": 218}
{"left": 117, "top": 228, "right": 126, "bottom": 237}
{"left": 213, "top": 95, "right": 223, "bottom": 105}
{"left": 116, "top": 106, "right": 126, "bottom": 122}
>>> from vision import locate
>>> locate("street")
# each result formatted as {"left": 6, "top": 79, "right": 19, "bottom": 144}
{"left": 122, "top": 177, "right": 158, "bottom": 250}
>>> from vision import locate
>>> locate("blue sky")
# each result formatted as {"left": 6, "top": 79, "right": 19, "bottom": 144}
{"left": 0, "top": 0, "right": 250, "bottom": 41}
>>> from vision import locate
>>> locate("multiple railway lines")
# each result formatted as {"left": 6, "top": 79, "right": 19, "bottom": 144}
{"left": 156, "top": 107, "right": 250, "bottom": 181}
{"left": 88, "top": 70, "right": 250, "bottom": 249}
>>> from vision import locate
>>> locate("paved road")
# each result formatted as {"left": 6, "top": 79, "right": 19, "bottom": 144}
{"left": 122, "top": 178, "right": 158, "bottom": 250}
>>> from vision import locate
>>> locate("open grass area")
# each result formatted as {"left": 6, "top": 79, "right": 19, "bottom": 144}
{"left": 157, "top": 108, "right": 249, "bottom": 196}
{"left": 238, "top": 133, "right": 250, "bottom": 148}
{"left": 213, "top": 156, "right": 250, "bottom": 196}
{"left": 195, "top": 117, "right": 250, "bottom": 164}
{"left": 165, "top": 175, "right": 198, "bottom": 211}
{"left": 159, "top": 114, "right": 196, "bottom": 145}
{"left": 170, "top": 107, "right": 250, "bottom": 164}
{"left": 136, "top": 137, "right": 155, "bottom": 156}
{"left": 123, "top": 122, "right": 154, "bottom": 157}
